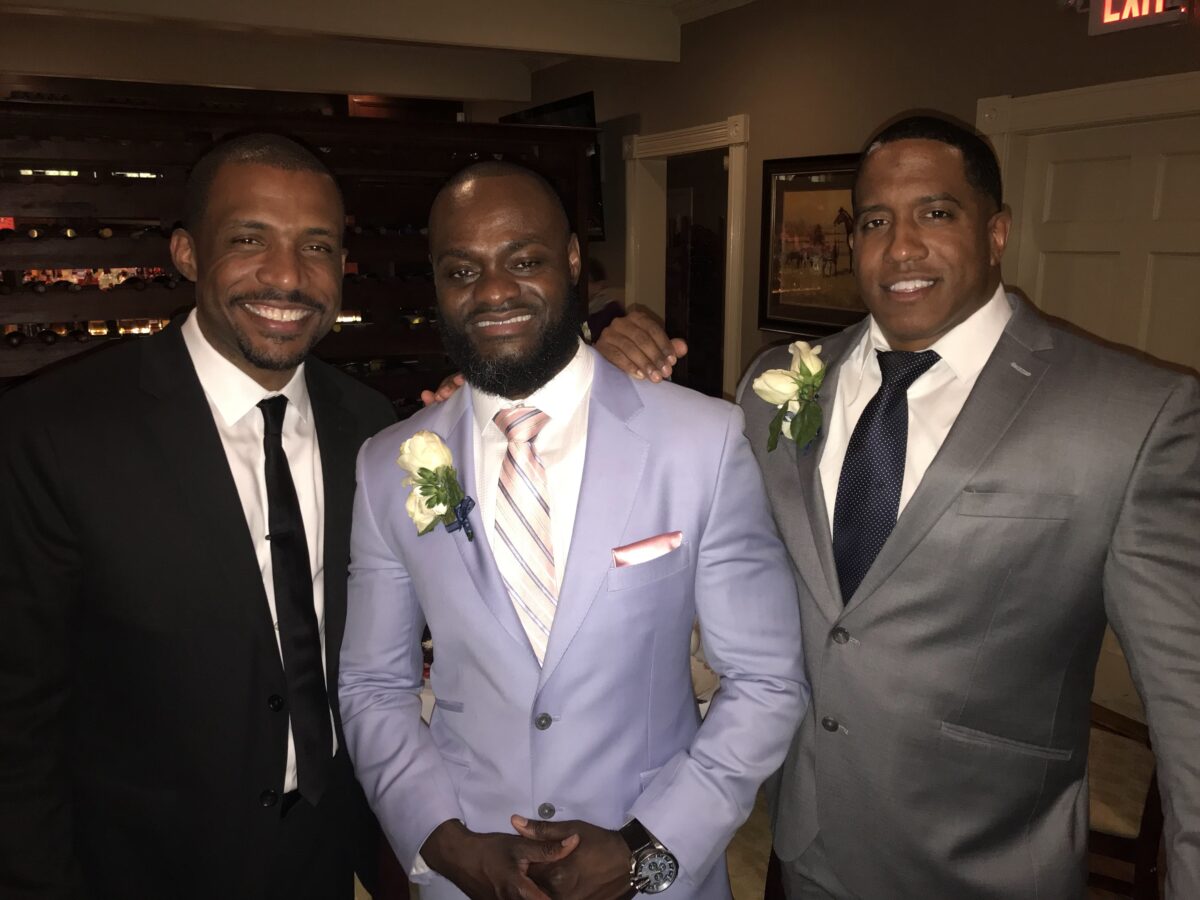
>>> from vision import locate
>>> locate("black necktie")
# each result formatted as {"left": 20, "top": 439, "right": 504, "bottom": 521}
{"left": 832, "top": 350, "right": 940, "bottom": 603}
{"left": 259, "top": 395, "right": 331, "bottom": 804}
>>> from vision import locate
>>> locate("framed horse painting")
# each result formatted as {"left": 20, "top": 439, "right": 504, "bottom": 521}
{"left": 758, "top": 153, "right": 866, "bottom": 336}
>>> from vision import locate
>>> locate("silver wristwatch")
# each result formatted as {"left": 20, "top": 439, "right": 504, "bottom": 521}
{"left": 619, "top": 818, "right": 678, "bottom": 894}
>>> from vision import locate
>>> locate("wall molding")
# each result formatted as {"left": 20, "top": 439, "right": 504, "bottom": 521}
{"left": 625, "top": 114, "right": 748, "bottom": 159}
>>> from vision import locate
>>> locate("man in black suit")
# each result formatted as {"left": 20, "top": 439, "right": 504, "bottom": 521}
{"left": 0, "top": 134, "right": 394, "bottom": 899}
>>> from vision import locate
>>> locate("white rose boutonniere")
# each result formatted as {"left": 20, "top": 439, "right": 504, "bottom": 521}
{"left": 396, "top": 430, "right": 475, "bottom": 540}
{"left": 751, "top": 340, "right": 825, "bottom": 452}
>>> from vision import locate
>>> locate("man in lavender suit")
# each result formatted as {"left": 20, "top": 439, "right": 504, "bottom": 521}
{"left": 339, "top": 162, "right": 807, "bottom": 900}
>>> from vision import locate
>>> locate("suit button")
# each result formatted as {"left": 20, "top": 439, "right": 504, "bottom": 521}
{"left": 534, "top": 713, "right": 552, "bottom": 731}
{"left": 821, "top": 716, "right": 839, "bottom": 733}
{"left": 537, "top": 802, "right": 556, "bottom": 819}
{"left": 267, "top": 694, "right": 285, "bottom": 712}
{"left": 831, "top": 627, "right": 850, "bottom": 645}
{"left": 259, "top": 789, "right": 279, "bottom": 807}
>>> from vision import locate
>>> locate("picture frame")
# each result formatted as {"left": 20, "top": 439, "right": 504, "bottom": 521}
{"left": 758, "top": 153, "right": 866, "bottom": 336}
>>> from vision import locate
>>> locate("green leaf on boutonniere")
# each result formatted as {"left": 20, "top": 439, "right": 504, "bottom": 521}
{"left": 790, "top": 399, "right": 823, "bottom": 451}
{"left": 766, "top": 405, "right": 787, "bottom": 453}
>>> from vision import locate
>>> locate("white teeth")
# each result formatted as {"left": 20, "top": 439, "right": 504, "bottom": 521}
{"left": 246, "top": 304, "right": 313, "bottom": 322}
{"left": 887, "top": 279, "right": 935, "bottom": 293}
{"left": 474, "top": 314, "right": 533, "bottom": 329}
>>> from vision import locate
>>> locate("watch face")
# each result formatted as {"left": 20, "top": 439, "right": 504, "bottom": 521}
{"left": 634, "top": 850, "right": 678, "bottom": 894}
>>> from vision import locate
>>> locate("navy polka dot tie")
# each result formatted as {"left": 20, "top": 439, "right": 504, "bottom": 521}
{"left": 832, "top": 349, "right": 940, "bottom": 603}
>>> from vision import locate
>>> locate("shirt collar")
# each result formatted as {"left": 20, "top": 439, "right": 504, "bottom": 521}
{"left": 471, "top": 339, "right": 594, "bottom": 436}
{"left": 861, "top": 282, "right": 1012, "bottom": 382}
{"left": 181, "top": 308, "right": 312, "bottom": 428}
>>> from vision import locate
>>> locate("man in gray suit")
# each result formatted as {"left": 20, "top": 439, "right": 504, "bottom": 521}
{"left": 595, "top": 115, "right": 1200, "bottom": 898}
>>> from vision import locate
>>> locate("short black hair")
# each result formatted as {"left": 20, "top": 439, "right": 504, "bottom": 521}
{"left": 182, "top": 132, "right": 341, "bottom": 229}
{"left": 854, "top": 114, "right": 1003, "bottom": 213}
{"left": 431, "top": 160, "right": 569, "bottom": 236}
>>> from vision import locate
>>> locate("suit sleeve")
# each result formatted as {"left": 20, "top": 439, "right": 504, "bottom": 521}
{"left": 0, "top": 391, "right": 84, "bottom": 897}
{"left": 338, "top": 438, "right": 465, "bottom": 875}
{"left": 629, "top": 403, "right": 809, "bottom": 886}
{"left": 1103, "top": 374, "right": 1200, "bottom": 899}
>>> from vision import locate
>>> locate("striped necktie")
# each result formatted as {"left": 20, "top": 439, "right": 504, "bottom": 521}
{"left": 493, "top": 407, "right": 557, "bottom": 663}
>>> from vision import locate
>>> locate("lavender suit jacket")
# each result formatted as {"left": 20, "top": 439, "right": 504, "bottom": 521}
{"left": 340, "top": 350, "right": 808, "bottom": 898}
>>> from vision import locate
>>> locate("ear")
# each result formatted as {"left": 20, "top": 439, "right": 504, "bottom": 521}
{"left": 339, "top": 247, "right": 348, "bottom": 277}
{"left": 567, "top": 233, "right": 582, "bottom": 285}
{"left": 988, "top": 206, "right": 1012, "bottom": 267}
{"left": 170, "top": 229, "right": 199, "bottom": 282}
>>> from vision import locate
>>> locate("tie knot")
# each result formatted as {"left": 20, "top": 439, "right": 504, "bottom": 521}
{"left": 258, "top": 395, "right": 288, "bottom": 436}
{"left": 876, "top": 350, "right": 940, "bottom": 392}
{"left": 494, "top": 407, "right": 549, "bottom": 444}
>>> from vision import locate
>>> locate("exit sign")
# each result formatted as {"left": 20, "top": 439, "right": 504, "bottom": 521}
{"left": 1090, "top": 0, "right": 1189, "bottom": 34}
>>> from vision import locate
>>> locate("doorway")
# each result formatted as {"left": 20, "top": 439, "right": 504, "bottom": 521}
{"left": 979, "top": 72, "right": 1200, "bottom": 374}
{"left": 665, "top": 149, "right": 728, "bottom": 397}
{"left": 623, "top": 114, "right": 749, "bottom": 398}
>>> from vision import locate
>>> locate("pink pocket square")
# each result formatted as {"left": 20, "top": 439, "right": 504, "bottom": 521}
{"left": 612, "top": 531, "right": 683, "bottom": 568}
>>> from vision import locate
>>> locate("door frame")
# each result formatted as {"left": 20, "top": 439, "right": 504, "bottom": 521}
{"left": 977, "top": 71, "right": 1200, "bottom": 293}
{"left": 624, "top": 114, "right": 749, "bottom": 397}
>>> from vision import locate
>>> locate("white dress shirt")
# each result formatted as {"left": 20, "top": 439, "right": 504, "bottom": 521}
{"left": 471, "top": 340, "right": 595, "bottom": 588}
{"left": 819, "top": 285, "right": 1012, "bottom": 530}
{"left": 181, "top": 310, "right": 333, "bottom": 794}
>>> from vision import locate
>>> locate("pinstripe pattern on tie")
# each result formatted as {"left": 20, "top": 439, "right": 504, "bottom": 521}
{"left": 492, "top": 407, "right": 556, "bottom": 663}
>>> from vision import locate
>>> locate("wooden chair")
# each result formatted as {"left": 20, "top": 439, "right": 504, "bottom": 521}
{"left": 1087, "top": 700, "right": 1164, "bottom": 899}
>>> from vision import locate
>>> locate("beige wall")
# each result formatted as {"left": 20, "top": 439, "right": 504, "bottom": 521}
{"left": 525, "top": 0, "right": 1200, "bottom": 373}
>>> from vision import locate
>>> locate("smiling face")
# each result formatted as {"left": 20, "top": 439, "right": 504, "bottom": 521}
{"left": 850, "top": 139, "right": 1011, "bottom": 351}
{"left": 430, "top": 171, "right": 582, "bottom": 399}
{"left": 170, "top": 162, "right": 345, "bottom": 389}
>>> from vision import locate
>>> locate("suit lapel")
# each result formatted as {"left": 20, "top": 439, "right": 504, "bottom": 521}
{"left": 443, "top": 388, "right": 536, "bottom": 657}
{"left": 138, "top": 323, "right": 278, "bottom": 643}
{"left": 539, "top": 356, "right": 647, "bottom": 688}
{"left": 307, "top": 366, "right": 358, "bottom": 681}
{"left": 845, "top": 297, "right": 1053, "bottom": 613}
{"left": 794, "top": 327, "right": 864, "bottom": 622}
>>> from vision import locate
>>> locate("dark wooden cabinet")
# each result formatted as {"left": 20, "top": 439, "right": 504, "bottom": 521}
{"left": 0, "top": 80, "right": 595, "bottom": 416}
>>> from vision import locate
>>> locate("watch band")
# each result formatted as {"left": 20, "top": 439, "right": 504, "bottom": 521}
{"left": 620, "top": 818, "right": 655, "bottom": 853}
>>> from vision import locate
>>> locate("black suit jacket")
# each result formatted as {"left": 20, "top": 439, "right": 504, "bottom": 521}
{"left": 0, "top": 322, "right": 395, "bottom": 899}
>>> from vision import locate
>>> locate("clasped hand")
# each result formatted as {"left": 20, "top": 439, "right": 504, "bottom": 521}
{"left": 422, "top": 815, "right": 633, "bottom": 900}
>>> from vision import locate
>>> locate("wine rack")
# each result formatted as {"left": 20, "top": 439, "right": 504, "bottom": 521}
{"left": 0, "top": 78, "right": 596, "bottom": 417}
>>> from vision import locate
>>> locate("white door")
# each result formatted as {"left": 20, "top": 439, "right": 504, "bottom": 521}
{"left": 1012, "top": 114, "right": 1200, "bottom": 373}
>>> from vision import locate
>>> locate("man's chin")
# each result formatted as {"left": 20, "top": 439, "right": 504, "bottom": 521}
{"left": 238, "top": 336, "right": 315, "bottom": 374}
{"left": 467, "top": 334, "right": 538, "bottom": 361}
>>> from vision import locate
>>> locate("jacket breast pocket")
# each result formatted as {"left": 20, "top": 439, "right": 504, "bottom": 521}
{"left": 957, "top": 491, "right": 1075, "bottom": 520}
{"left": 606, "top": 542, "right": 692, "bottom": 592}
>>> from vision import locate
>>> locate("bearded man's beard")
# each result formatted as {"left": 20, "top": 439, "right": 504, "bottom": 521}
{"left": 437, "top": 285, "right": 583, "bottom": 399}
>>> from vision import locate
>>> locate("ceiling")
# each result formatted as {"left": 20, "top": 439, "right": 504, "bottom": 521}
{"left": 0, "top": 0, "right": 758, "bottom": 102}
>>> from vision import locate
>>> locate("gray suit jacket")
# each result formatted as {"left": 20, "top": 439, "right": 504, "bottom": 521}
{"left": 740, "top": 295, "right": 1200, "bottom": 899}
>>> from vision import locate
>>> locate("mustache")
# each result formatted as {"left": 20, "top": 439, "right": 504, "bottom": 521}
{"left": 231, "top": 289, "right": 324, "bottom": 310}
{"left": 465, "top": 303, "right": 538, "bottom": 322}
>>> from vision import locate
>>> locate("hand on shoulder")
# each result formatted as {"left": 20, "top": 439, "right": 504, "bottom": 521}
{"left": 595, "top": 305, "right": 688, "bottom": 383}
